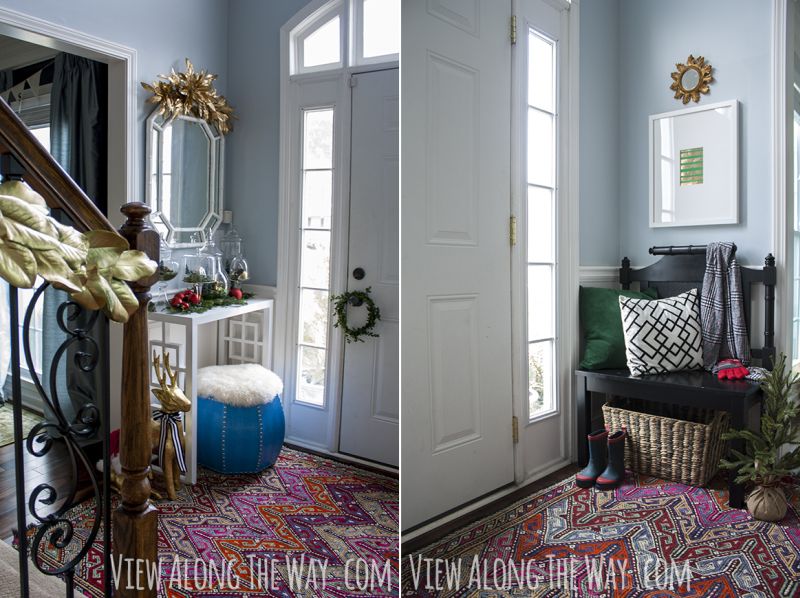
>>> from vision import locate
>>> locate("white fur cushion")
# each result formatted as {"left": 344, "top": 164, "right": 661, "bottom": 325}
{"left": 197, "top": 364, "right": 283, "bottom": 407}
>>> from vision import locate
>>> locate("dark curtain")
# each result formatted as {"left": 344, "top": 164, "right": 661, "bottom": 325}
{"left": 42, "top": 53, "right": 109, "bottom": 436}
{"left": 50, "top": 53, "right": 108, "bottom": 212}
{"left": 0, "top": 68, "right": 11, "bottom": 94}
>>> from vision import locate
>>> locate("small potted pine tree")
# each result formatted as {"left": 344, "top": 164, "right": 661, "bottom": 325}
{"left": 720, "top": 354, "right": 800, "bottom": 522}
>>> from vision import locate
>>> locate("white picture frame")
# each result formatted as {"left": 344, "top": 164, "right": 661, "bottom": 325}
{"left": 649, "top": 99, "right": 739, "bottom": 228}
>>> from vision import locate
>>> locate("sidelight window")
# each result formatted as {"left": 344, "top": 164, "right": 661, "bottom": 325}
{"left": 296, "top": 108, "right": 335, "bottom": 406}
{"left": 526, "top": 28, "right": 558, "bottom": 419}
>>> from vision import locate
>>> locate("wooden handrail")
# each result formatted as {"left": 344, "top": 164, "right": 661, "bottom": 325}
{"left": 0, "top": 96, "right": 112, "bottom": 232}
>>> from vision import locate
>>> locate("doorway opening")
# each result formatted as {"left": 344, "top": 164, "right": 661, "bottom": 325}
{"left": 0, "top": 10, "right": 136, "bottom": 433}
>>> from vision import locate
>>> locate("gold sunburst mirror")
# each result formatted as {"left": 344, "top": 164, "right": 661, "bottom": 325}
{"left": 670, "top": 55, "right": 713, "bottom": 104}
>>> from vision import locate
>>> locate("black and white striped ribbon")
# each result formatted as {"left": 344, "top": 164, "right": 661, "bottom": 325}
{"left": 153, "top": 410, "right": 187, "bottom": 474}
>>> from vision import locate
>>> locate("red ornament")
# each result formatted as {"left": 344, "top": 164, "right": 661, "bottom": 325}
{"left": 229, "top": 288, "right": 243, "bottom": 300}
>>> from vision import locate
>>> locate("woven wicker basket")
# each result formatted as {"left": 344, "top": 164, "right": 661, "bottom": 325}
{"left": 602, "top": 399, "right": 729, "bottom": 487}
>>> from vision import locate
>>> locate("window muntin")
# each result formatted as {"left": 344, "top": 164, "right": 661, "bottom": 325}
{"left": 296, "top": 108, "right": 335, "bottom": 406}
{"left": 526, "top": 28, "right": 558, "bottom": 420}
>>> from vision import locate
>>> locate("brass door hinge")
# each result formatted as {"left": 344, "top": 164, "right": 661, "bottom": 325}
{"left": 512, "top": 415, "right": 519, "bottom": 444}
{"left": 510, "top": 215, "right": 517, "bottom": 246}
{"left": 511, "top": 15, "right": 517, "bottom": 45}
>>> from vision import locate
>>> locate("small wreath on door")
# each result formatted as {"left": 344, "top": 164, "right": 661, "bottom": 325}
{"left": 331, "top": 287, "right": 381, "bottom": 343}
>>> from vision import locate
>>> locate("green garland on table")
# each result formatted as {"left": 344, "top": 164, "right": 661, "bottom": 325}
{"left": 331, "top": 286, "right": 381, "bottom": 343}
{"left": 159, "top": 291, "right": 254, "bottom": 314}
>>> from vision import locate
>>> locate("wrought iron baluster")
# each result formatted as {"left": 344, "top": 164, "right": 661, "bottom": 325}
{"left": 10, "top": 286, "right": 30, "bottom": 597}
{"left": 16, "top": 280, "right": 110, "bottom": 598}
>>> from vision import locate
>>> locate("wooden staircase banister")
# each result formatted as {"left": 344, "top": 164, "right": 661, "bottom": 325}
{"left": 1, "top": 95, "right": 160, "bottom": 595}
{"left": 0, "top": 96, "right": 113, "bottom": 233}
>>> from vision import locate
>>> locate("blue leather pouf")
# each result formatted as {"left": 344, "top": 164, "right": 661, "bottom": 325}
{"left": 197, "top": 395, "right": 285, "bottom": 473}
{"left": 196, "top": 364, "right": 285, "bottom": 474}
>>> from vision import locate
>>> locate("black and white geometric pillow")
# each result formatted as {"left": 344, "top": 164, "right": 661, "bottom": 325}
{"left": 618, "top": 289, "right": 703, "bottom": 377}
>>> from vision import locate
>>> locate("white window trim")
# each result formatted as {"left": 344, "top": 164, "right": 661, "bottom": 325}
{"left": 278, "top": 0, "right": 397, "bottom": 453}
{"left": 510, "top": 0, "right": 579, "bottom": 483}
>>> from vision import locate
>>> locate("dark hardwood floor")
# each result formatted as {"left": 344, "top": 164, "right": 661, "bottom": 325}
{"left": 0, "top": 438, "right": 94, "bottom": 540}
{"left": 402, "top": 464, "right": 579, "bottom": 554}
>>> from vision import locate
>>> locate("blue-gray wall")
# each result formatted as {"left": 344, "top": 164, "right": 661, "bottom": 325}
{"left": 579, "top": 0, "right": 620, "bottom": 266}
{"left": 225, "top": 0, "right": 310, "bottom": 287}
{"left": 581, "top": 0, "right": 773, "bottom": 266}
{"left": 0, "top": 0, "right": 229, "bottom": 199}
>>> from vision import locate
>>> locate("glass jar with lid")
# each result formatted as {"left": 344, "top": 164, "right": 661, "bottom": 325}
{"left": 221, "top": 222, "right": 249, "bottom": 289}
{"left": 198, "top": 238, "right": 229, "bottom": 298}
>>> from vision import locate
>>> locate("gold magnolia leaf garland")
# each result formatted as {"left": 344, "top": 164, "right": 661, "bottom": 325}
{"left": 0, "top": 187, "right": 157, "bottom": 323}
{"left": 670, "top": 54, "right": 713, "bottom": 104}
{"left": 142, "top": 58, "right": 235, "bottom": 135}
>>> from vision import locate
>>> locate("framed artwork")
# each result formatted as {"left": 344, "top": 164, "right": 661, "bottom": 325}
{"left": 649, "top": 99, "right": 739, "bottom": 228}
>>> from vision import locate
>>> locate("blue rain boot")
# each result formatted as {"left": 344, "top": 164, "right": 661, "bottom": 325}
{"left": 575, "top": 429, "right": 608, "bottom": 488}
{"left": 596, "top": 429, "right": 627, "bottom": 490}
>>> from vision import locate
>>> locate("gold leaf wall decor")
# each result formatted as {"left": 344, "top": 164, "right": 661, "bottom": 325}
{"left": 670, "top": 55, "right": 713, "bottom": 104}
{"left": 141, "top": 58, "right": 235, "bottom": 135}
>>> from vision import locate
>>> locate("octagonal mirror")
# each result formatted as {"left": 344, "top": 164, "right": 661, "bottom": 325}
{"left": 146, "top": 111, "right": 224, "bottom": 247}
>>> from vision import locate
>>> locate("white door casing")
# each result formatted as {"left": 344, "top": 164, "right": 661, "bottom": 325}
{"left": 339, "top": 68, "right": 399, "bottom": 466}
{"left": 511, "top": 0, "right": 578, "bottom": 482}
{"left": 402, "top": 0, "right": 515, "bottom": 530}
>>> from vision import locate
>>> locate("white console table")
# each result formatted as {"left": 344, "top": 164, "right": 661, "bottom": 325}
{"left": 147, "top": 297, "right": 274, "bottom": 483}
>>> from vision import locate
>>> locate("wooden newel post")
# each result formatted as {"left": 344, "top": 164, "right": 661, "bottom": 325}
{"left": 113, "top": 203, "right": 160, "bottom": 597}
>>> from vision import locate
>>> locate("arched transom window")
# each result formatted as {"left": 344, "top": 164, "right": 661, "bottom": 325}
{"left": 290, "top": 0, "right": 399, "bottom": 75}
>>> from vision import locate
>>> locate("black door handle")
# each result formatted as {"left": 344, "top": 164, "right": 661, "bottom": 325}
{"left": 352, "top": 267, "right": 365, "bottom": 280}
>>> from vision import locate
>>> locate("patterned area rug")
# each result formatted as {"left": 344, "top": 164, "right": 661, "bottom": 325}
{"left": 26, "top": 447, "right": 398, "bottom": 596}
{"left": 0, "top": 403, "right": 42, "bottom": 447}
{"left": 403, "top": 473, "right": 800, "bottom": 597}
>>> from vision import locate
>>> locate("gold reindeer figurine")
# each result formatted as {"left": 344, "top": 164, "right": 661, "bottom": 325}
{"left": 151, "top": 351, "right": 191, "bottom": 499}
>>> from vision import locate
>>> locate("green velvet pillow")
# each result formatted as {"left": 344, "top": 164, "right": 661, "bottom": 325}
{"left": 579, "top": 286, "right": 658, "bottom": 370}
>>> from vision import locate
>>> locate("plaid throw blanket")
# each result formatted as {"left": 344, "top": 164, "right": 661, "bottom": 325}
{"left": 700, "top": 242, "right": 750, "bottom": 368}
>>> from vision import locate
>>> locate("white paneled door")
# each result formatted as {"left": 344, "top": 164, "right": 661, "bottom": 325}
{"left": 402, "top": 0, "right": 515, "bottom": 529}
{"left": 339, "top": 68, "right": 399, "bottom": 466}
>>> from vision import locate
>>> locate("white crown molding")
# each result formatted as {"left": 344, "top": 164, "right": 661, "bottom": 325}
{"left": 0, "top": 7, "right": 136, "bottom": 61}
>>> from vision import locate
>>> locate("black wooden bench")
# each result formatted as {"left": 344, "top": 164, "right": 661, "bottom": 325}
{"left": 575, "top": 245, "right": 776, "bottom": 508}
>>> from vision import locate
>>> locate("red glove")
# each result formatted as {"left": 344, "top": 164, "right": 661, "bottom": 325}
{"left": 715, "top": 359, "right": 749, "bottom": 380}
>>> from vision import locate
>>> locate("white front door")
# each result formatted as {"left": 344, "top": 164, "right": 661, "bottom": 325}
{"left": 339, "top": 68, "right": 399, "bottom": 466}
{"left": 401, "top": 0, "right": 515, "bottom": 529}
